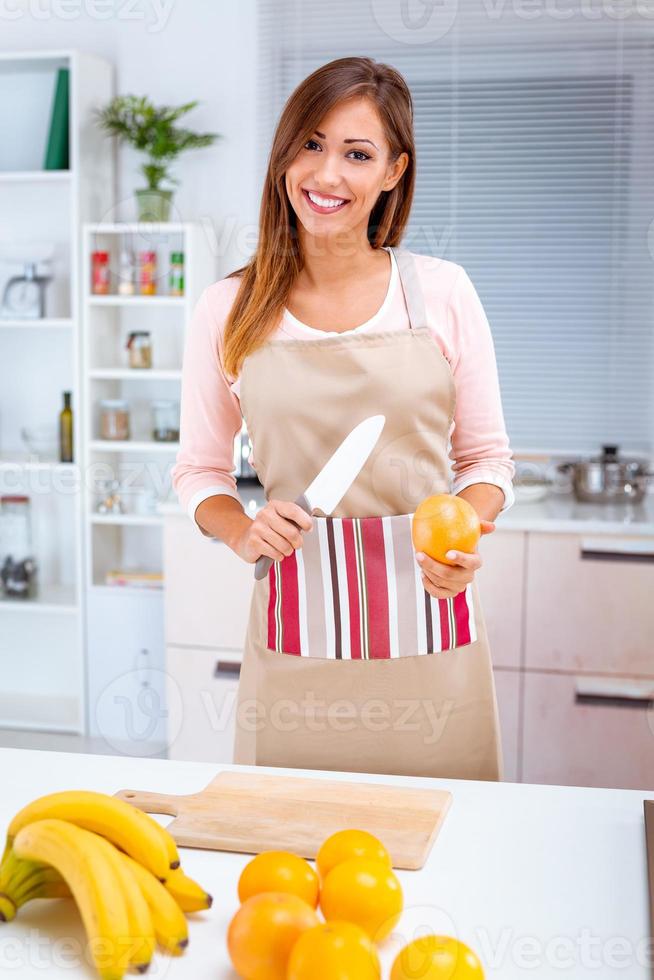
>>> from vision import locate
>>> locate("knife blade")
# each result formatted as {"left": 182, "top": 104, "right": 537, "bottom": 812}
{"left": 254, "top": 414, "right": 386, "bottom": 581}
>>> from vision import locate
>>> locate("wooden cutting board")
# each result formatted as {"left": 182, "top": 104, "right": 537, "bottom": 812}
{"left": 114, "top": 771, "right": 452, "bottom": 870}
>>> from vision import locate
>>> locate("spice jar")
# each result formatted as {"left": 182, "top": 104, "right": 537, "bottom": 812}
{"left": 151, "top": 400, "right": 179, "bottom": 442}
{"left": 100, "top": 399, "right": 130, "bottom": 441}
{"left": 118, "top": 249, "right": 136, "bottom": 296}
{"left": 139, "top": 251, "right": 157, "bottom": 296}
{"left": 169, "top": 252, "right": 185, "bottom": 296}
{"left": 126, "top": 331, "right": 152, "bottom": 369}
{"left": 91, "top": 251, "right": 110, "bottom": 295}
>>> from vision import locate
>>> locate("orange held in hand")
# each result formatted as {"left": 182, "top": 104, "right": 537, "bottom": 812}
{"left": 412, "top": 494, "right": 481, "bottom": 566}
{"left": 319, "top": 857, "right": 403, "bottom": 943}
{"left": 390, "top": 934, "right": 485, "bottom": 979}
{"left": 227, "top": 891, "right": 320, "bottom": 980}
{"left": 316, "top": 829, "right": 391, "bottom": 881}
{"left": 287, "top": 920, "right": 382, "bottom": 979}
{"left": 237, "top": 850, "right": 320, "bottom": 907}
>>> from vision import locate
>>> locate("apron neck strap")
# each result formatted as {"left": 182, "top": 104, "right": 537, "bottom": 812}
{"left": 389, "top": 246, "right": 427, "bottom": 331}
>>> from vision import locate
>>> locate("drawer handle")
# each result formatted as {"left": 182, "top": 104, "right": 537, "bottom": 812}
{"left": 574, "top": 676, "right": 654, "bottom": 709}
{"left": 580, "top": 549, "right": 654, "bottom": 564}
{"left": 215, "top": 660, "right": 241, "bottom": 677}
{"left": 579, "top": 536, "right": 654, "bottom": 563}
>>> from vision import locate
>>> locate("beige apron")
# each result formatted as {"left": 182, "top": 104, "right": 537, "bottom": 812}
{"left": 232, "top": 247, "right": 504, "bottom": 781}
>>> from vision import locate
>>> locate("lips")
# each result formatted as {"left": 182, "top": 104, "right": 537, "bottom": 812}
{"left": 302, "top": 188, "right": 350, "bottom": 215}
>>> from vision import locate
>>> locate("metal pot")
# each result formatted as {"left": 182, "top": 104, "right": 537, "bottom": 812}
{"left": 555, "top": 444, "right": 653, "bottom": 503}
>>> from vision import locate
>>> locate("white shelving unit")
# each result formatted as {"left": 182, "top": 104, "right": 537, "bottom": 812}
{"left": 81, "top": 222, "right": 215, "bottom": 748}
{"left": 82, "top": 222, "right": 214, "bottom": 592}
{"left": 0, "top": 50, "right": 114, "bottom": 733}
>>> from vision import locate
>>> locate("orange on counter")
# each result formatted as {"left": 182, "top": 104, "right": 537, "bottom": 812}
{"left": 237, "top": 850, "right": 319, "bottom": 907}
{"left": 391, "top": 935, "right": 485, "bottom": 979}
{"left": 316, "top": 829, "right": 391, "bottom": 881}
{"left": 319, "top": 857, "right": 403, "bottom": 943}
{"left": 411, "top": 493, "right": 481, "bottom": 566}
{"left": 287, "top": 920, "right": 382, "bottom": 979}
{"left": 227, "top": 891, "right": 320, "bottom": 980}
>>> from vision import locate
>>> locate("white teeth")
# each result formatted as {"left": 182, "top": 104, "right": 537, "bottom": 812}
{"left": 307, "top": 191, "right": 346, "bottom": 208}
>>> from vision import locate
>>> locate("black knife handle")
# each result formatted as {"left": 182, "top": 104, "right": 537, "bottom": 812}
{"left": 254, "top": 492, "right": 313, "bottom": 581}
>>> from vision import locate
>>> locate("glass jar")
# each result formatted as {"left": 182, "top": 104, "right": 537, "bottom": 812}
{"left": 139, "top": 251, "right": 157, "bottom": 296}
{"left": 126, "top": 331, "right": 152, "bottom": 369}
{"left": 100, "top": 399, "right": 130, "bottom": 441}
{"left": 0, "top": 495, "right": 36, "bottom": 599}
{"left": 169, "top": 251, "right": 184, "bottom": 296}
{"left": 91, "top": 251, "right": 110, "bottom": 295}
{"left": 151, "top": 400, "right": 179, "bottom": 442}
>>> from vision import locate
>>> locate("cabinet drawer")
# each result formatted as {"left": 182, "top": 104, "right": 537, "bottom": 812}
{"left": 165, "top": 645, "right": 241, "bottom": 763}
{"left": 164, "top": 516, "right": 255, "bottom": 649}
{"left": 493, "top": 667, "right": 520, "bottom": 783}
{"left": 522, "top": 670, "right": 654, "bottom": 790}
{"left": 525, "top": 532, "right": 654, "bottom": 675}
{"left": 476, "top": 531, "right": 525, "bottom": 669}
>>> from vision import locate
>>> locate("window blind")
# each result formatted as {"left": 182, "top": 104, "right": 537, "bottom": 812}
{"left": 257, "top": 1, "right": 654, "bottom": 455}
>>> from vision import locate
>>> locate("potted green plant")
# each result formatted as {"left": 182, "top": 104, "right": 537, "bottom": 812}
{"left": 94, "top": 95, "right": 220, "bottom": 221}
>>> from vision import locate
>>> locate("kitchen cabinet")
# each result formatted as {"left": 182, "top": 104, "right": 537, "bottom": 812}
{"left": 166, "top": 645, "right": 240, "bottom": 762}
{"left": 476, "top": 530, "right": 524, "bottom": 669}
{"left": 525, "top": 532, "right": 654, "bottom": 676}
{"left": 522, "top": 670, "right": 654, "bottom": 790}
{"left": 163, "top": 516, "right": 254, "bottom": 650}
{"left": 86, "top": 587, "right": 166, "bottom": 754}
{"left": 493, "top": 667, "right": 521, "bottom": 782}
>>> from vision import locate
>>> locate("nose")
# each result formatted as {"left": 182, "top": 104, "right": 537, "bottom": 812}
{"left": 312, "top": 150, "right": 345, "bottom": 190}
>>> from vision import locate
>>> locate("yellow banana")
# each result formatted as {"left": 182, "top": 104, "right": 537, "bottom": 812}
{"left": 118, "top": 852, "right": 189, "bottom": 956}
{"left": 0, "top": 892, "right": 16, "bottom": 922}
{"left": 91, "top": 835, "right": 155, "bottom": 974}
{"left": 164, "top": 866, "right": 213, "bottom": 913}
{"left": 5, "top": 790, "right": 179, "bottom": 881}
{"left": 13, "top": 818, "right": 132, "bottom": 980}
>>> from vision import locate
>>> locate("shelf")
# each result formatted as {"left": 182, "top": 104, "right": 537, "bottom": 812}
{"left": 86, "top": 223, "right": 188, "bottom": 234}
{"left": 0, "top": 318, "right": 73, "bottom": 329}
{"left": 89, "top": 368, "right": 181, "bottom": 381}
{"left": 90, "top": 514, "right": 164, "bottom": 527}
{"left": 0, "top": 170, "right": 72, "bottom": 183}
{"left": 87, "top": 295, "right": 186, "bottom": 307}
{"left": 90, "top": 584, "right": 164, "bottom": 596}
{"left": 89, "top": 440, "right": 180, "bottom": 453}
{"left": 0, "top": 583, "right": 78, "bottom": 615}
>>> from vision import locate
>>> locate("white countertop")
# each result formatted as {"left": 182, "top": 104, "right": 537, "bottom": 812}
{"left": 0, "top": 747, "right": 651, "bottom": 979}
{"left": 158, "top": 485, "right": 654, "bottom": 536}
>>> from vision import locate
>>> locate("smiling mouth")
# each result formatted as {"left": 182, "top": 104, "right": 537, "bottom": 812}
{"left": 302, "top": 188, "right": 350, "bottom": 214}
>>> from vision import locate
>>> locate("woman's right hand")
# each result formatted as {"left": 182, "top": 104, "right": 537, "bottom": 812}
{"left": 235, "top": 498, "right": 314, "bottom": 565}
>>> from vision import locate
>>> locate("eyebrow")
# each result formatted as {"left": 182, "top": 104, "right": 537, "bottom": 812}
{"left": 313, "top": 130, "right": 379, "bottom": 150}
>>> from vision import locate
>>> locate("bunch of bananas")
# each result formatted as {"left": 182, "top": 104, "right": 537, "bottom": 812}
{"left": 0, "top": 789, "right": 212, "bottom": 979}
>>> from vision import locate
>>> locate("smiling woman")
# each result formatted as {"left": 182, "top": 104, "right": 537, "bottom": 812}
{"left": 171, "top": 56, "right": 514, "bottom": 782}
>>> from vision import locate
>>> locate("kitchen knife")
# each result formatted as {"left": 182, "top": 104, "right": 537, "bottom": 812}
{"left": 254, "top": 414, "right": 386, "bottom": 581}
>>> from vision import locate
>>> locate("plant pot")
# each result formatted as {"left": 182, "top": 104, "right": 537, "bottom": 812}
{"left": 135, "top": 188, "right": 173, "bottom": 222}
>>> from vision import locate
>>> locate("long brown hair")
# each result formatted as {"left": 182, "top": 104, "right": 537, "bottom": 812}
{"left": 221, "top": 56, "right": 416, "bottom": 381}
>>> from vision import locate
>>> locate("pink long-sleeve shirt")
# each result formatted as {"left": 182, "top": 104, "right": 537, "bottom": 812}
{"left": 171, "top": 247, "right": 516, "bottom": 535}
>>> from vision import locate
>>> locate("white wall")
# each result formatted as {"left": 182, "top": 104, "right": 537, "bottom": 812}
{"left": 0, "top": 0, "right": 260, "bottom": 276}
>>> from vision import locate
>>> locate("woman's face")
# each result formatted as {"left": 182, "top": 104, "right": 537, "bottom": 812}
{"left": 285, "top": 96, "right": 408, "bottom": 247}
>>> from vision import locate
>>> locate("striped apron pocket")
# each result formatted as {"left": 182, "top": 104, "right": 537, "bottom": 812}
{"left": 266, "top": 513, "right": 477, "bottom": 659}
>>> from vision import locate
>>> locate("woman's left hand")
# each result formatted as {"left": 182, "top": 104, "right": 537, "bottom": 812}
{"left": 415, "top": 519, "right": 496, "bottom": 600}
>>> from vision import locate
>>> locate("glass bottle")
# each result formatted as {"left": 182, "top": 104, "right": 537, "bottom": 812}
{"left": 59, "top": 391, "right": 73, "bottom": 463}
